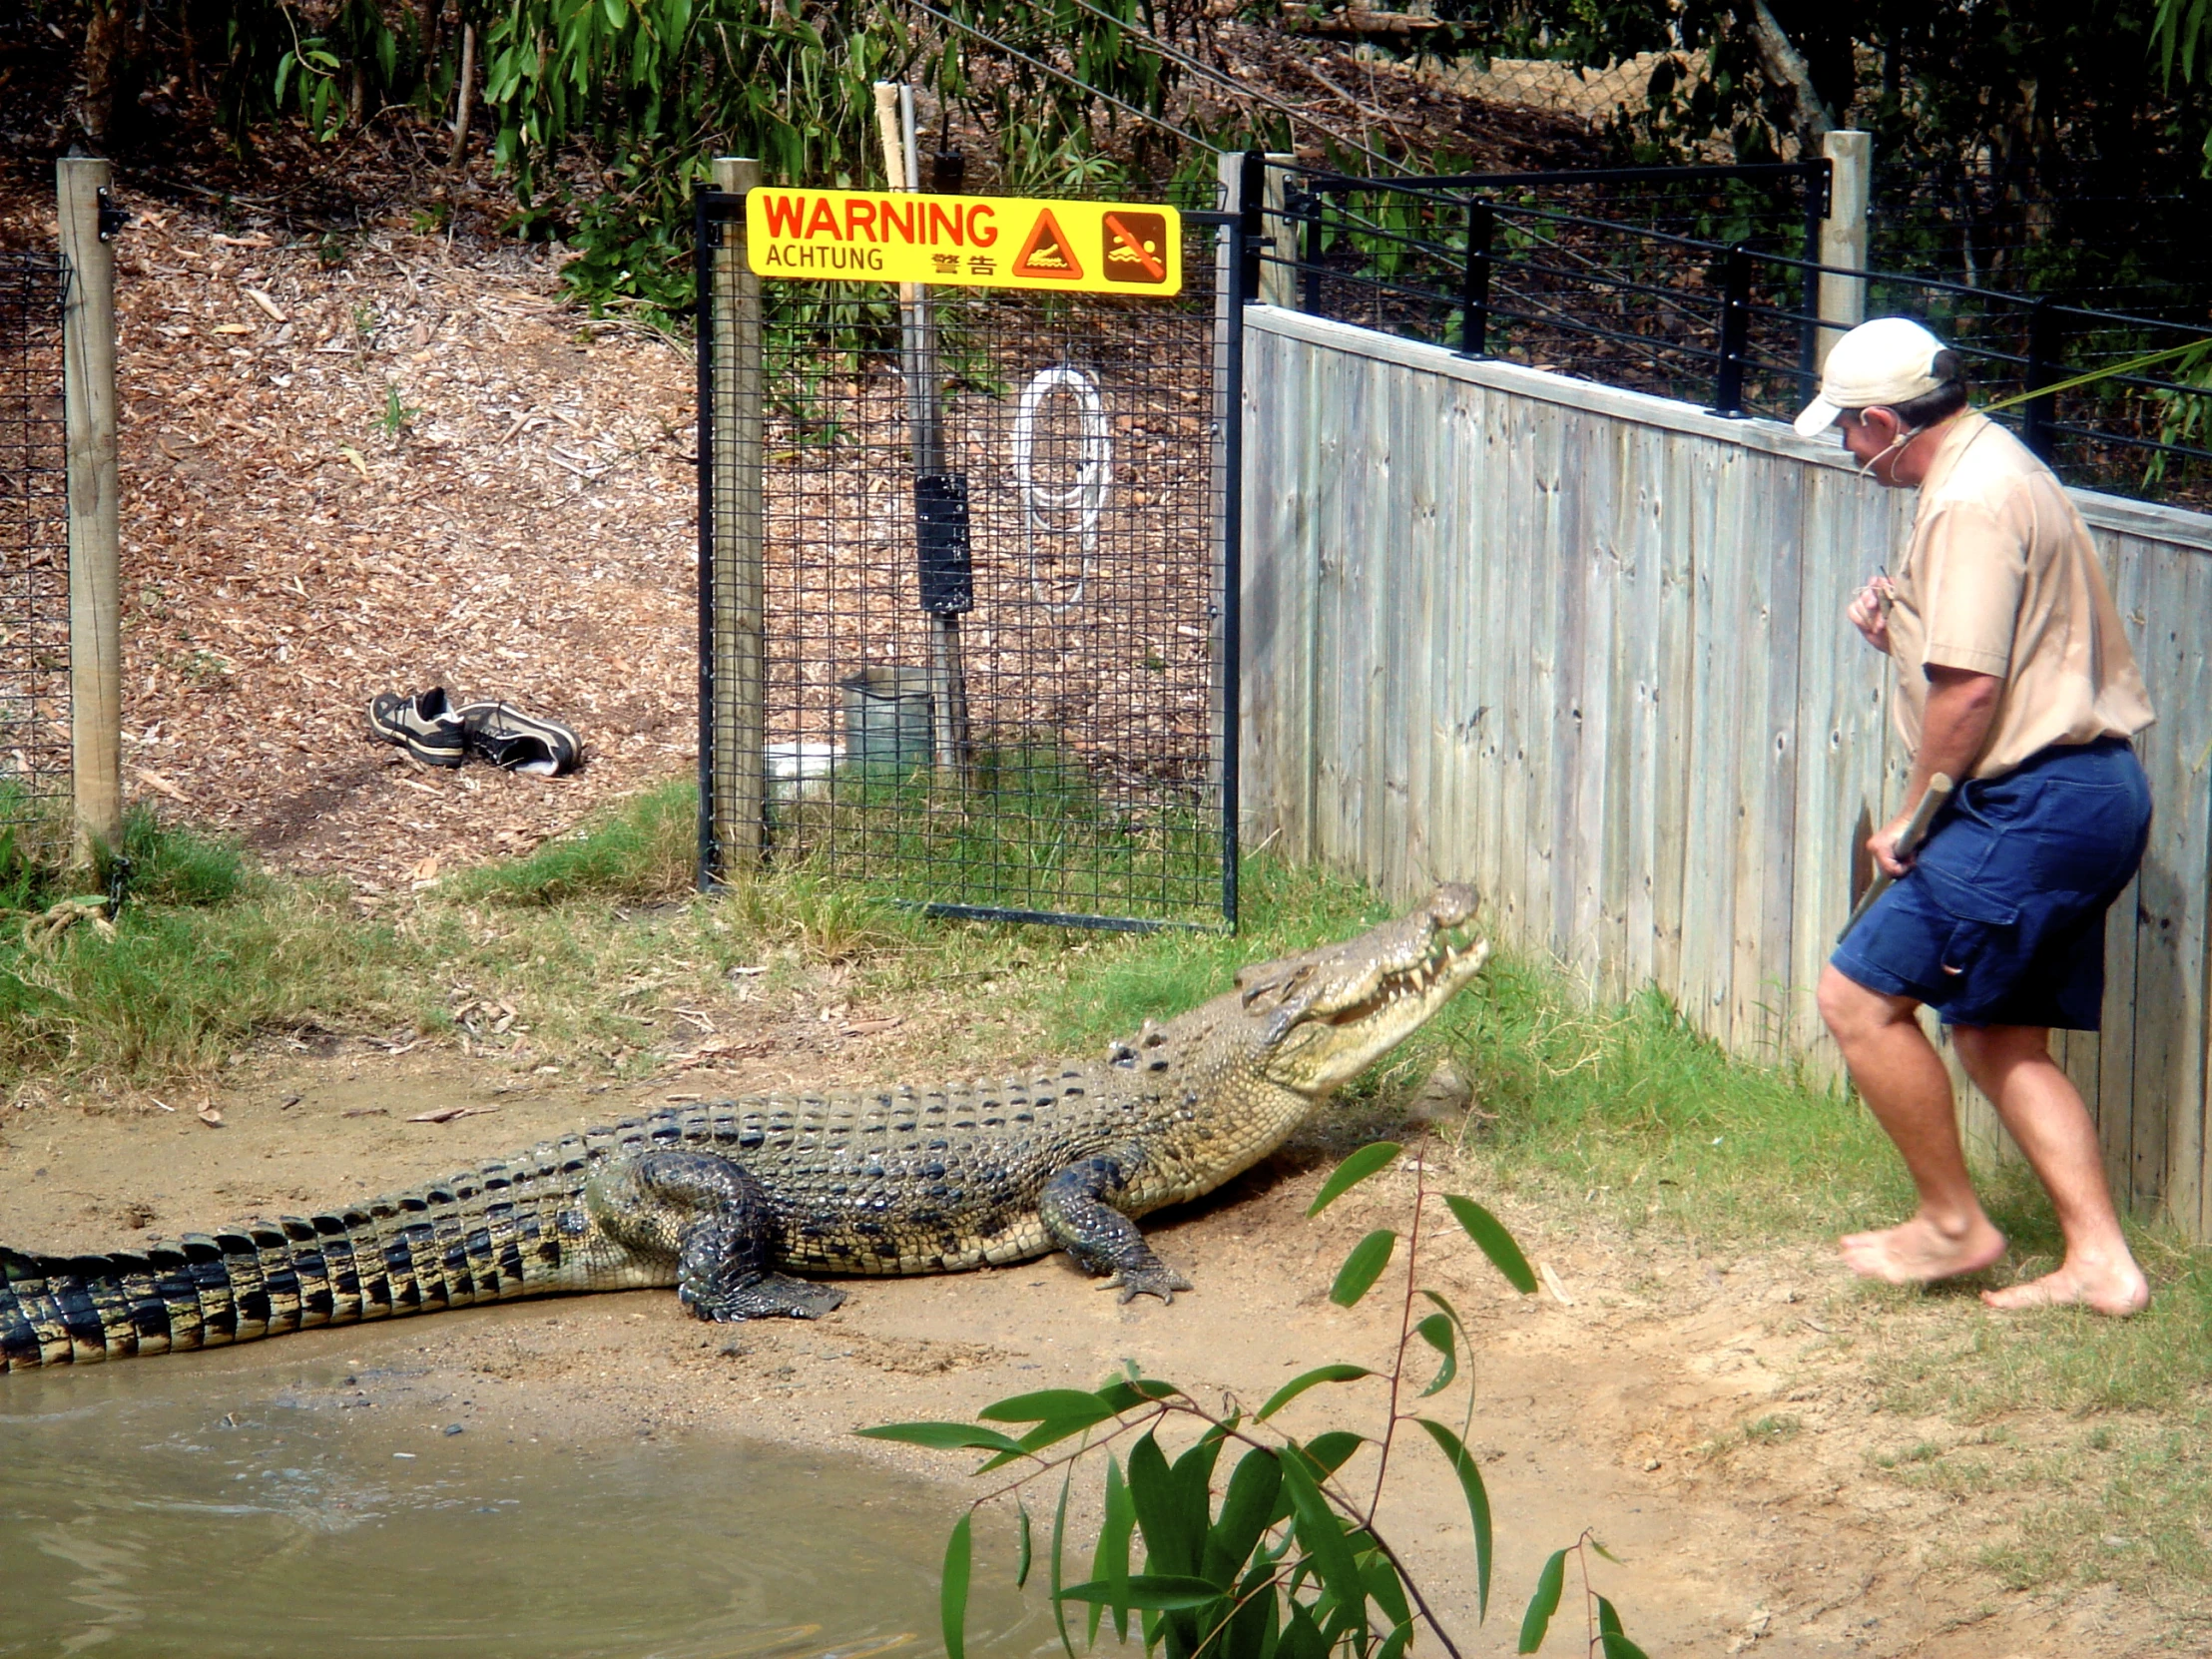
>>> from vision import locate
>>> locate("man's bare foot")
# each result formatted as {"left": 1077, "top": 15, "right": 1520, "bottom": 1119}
{"left": 1839, "top": 1214, "right": 2007, "bottom": 1285}
{"left": 1981, "top": 1258, "right": 2150, "bottom": 1317}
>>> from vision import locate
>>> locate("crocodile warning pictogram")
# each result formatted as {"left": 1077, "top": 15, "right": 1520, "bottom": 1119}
{"left": 1012, "top": 209, "right": 1084, "bottom": 279}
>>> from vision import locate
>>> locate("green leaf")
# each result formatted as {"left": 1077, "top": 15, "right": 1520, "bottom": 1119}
{"left": 1015, "top": 1500, "right": 1033, "bottom": 1590}
{"left": 980, "top": 1388, "right": 1116, "bottom": 1423}
{"left": 1204, "top": 1448, "right": 1282, "bottom": 1584}
{"left": 1056, "top": 1574, "right": 1226, "bottom": 1611}
{"left": 1414, "top": 1417, "right": 1493, "bottom": 1619}
{"left": 1597, "top": 1634, "right": 1651, "bottom": 1659}
{"left": 1596, "top": 1595, "right": 1624, "bottom": 1637}
{"left": 988, "top": 1405, "right": 1128, "bottom": 1471}
{"left": 941, "top": 1512, "right": 972, "bottom": 1659}
{"left": 1050, "top": 1459, "right": 1078, "bottom": 1659}
{"left": 1092, "top": 1453, "right": 1135, "bottom": 1643}
{"left": 1300, "top": 1431, "right": 1365, "bottom": 1479}
{"left": 1225, "top": 1560, "right": 1280, "bottom": 1659}
{"left": 1127, "top": 1432, "right": 1200, "bottom": 1580}
{"left": 1329, "top": 1228, "right": 1398, "bottom": 1308}
{"left": 1590, "top": 1539, "right": 1625, "bottom": 1565}
{"left": 1361, "top": 1549, "right": 1412, "bottom": 1630}
{"left": 1276, "top": 1448, "right": 1366, "bottom": 1627}
{"left": 1093, "top": 1376, "right": 1179, "bottom": 1412}
{"left": 1442, "top": 1194, "right": 1538, "bottom": 1294}
{"left": 1280, "top": 1600, "right": 1329, "bottom": 1659}
{"left": 1257, "top": 1364, "right": 1373, "bottom": 1421}
{"left": 1375, "top": 1622, "right": 1414, "bottom": 1659}
{"left": 1518, "top": 1549, "right": 1567, "bottom": 1653}
{"left": 854, "top": 1421, "right": 1026, "bottom": 1455}
{"left": 1414, "top": 1313, "right": 1457, "bottom": 1396}
{"left": 1306, "top": 1141, "right": 1401, "bottom": 1215}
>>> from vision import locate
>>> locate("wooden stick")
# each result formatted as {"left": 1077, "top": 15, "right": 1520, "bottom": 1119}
{"left": 1837, "top": 773, "right": 1954, "bottom": 944}
{"left": 873, "top": 82, "right": 970, "bottom": 782}
{"left": 58, "top": 156, "right": 123, "bottom": 868}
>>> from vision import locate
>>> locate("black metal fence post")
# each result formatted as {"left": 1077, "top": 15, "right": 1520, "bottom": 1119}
{"left": 1298, "top": 188, "right": 1324, "bottom": 316}
{"left": 2021, "top": 297, "right": 2060, "bottom": 462}
{"left": 1238, "top": 150, "right": 1265, "bottom": 301}
{"left": 1712, "top": 243, "right": 1750, "bottom": 416}
{"left": 1798, "top": 159, "right": 1831, "bottom": 384}
{"left": 1458, "top": 198, "right": 1493, "bottom": 356}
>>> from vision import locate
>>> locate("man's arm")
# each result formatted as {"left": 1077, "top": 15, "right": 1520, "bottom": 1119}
{"left": 1871, "top": 665, "right": 2001, "bottom": 876}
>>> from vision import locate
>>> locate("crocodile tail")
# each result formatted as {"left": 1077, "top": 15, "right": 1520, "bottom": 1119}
{"left": 0, "top": 1162, "right": 576, "bottom": 1373}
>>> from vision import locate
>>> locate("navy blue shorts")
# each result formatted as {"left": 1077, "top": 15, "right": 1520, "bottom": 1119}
{"left": 1831, "top": 737, "right": 2150, "bottom": 1030}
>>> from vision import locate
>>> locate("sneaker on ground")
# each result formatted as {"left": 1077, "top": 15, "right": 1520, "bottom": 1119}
{"left": 456, "top": 701, "right": 581, "bottom": 777}
{"left": 367, "top": 687, "right": 467, "bottom": 768}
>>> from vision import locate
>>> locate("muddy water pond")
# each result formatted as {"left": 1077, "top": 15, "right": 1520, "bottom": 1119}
{"left": 0, "top": 1352, "right": 1047, "bottom": 1659}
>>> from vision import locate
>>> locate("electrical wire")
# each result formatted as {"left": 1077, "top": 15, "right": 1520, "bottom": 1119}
{"left": 1021, "top": 0, "right": 1405, "bottom": 176}
{"left": 897, "top": 0, "right": 1222, "bottom": 155}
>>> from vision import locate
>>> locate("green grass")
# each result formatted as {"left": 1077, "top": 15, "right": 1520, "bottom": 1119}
{"left": 772, "top": 740, "right": 1229, "bottom": 927}
{"left": 0, "top": 808, "right": 409, "bottom": 1086}
{"left": 447, "top": 779, "right": 699, "bottom": 906}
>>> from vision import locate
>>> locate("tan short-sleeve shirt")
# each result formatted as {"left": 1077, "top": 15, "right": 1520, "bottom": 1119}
{"left": 1882, "top": 410, "right": 2154, "bottom": 779}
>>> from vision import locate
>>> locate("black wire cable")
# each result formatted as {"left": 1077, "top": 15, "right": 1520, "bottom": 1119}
{"left": 1018, "top": 0, "right": 1404, "bottom": 175}
{"left": 898, "top": 0, "right": 1222, "bottom": 156}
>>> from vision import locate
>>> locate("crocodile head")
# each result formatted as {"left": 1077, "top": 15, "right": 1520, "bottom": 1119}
{"left": 1230, "top": 883, "right": 1490, "bottom": 1099}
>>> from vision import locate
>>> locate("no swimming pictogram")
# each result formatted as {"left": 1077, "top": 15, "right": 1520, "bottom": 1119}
{"left": 1012, "top": 209, "right": 1083, "bottom": 279}
{"left": 1100, "top": 211, "right": 1168, "bottom": 284}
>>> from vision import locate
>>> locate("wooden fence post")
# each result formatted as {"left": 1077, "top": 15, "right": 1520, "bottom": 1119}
{"left": 712, "top": 155, "right": 765, "bottom": 868}
{"left": 1815, "top": 130, "right": 1871, "bottom": 370}
{"left": 57, "top": 156, "right": 123, "bottom": 869}
{"left": 1258, "top": 153, "right": 1296, "bottom": 309}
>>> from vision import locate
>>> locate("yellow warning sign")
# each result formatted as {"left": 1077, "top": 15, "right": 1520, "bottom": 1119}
{"left": 744, "top": 188, "right": 1181, "bottom": 294}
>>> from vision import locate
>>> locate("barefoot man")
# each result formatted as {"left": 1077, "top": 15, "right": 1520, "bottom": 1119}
{"left": 1797, "top": 318, "right": 2155, "bottom": 1316}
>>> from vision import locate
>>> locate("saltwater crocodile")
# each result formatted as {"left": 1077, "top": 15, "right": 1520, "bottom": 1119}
{"left": 1, "top": 887, "right": 1488, "bottom": 1373}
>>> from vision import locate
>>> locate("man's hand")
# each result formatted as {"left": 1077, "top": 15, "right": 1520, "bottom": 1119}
{"left": 1847, "top": 575, "right": 1895, "bottom": 652}
{"left": 1868, "top": 813, "right": 1917, "bottom": 878}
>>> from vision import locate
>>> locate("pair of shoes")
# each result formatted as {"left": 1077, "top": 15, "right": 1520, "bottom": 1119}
{"left": 367, "top": 689, "right": 582, "bottom": 777}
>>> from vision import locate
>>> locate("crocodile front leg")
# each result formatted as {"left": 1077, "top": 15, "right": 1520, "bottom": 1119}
{"left": 1038, "top": 1155, "right": 1193, "bottom": 1305}
{"left": 585, "top": 1150, "right": 846, "bottom": 1322}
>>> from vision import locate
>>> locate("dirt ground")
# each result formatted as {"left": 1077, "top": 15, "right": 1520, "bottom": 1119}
{"left": 0, "top": 1051, "right": 2176, "bottom": 1659}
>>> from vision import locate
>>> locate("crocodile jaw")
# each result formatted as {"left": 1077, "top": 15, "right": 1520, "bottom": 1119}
{"left": 1263, "top": 934, "right": 1490, "bottom": 1098}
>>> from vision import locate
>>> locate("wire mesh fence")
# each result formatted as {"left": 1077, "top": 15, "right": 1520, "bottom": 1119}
{"left": 1259, "top": 160, "right": 2212, "bottom": 507}
{"left": 0, "top": 252, "right": 73, "bottom": 855}
{"left": 700, "top": 201, "right": 1237, "bottom": 930}
{"left": 1271, "top": 162, "right": 1826, "bottom": 417}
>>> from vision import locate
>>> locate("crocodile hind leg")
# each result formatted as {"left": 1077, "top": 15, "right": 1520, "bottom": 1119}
{"left": 584, "top": 1150, "right": 846, "bottom": 1322}
{"left": 1038, "top": 1155, "right": 1193, "bottom": 1305}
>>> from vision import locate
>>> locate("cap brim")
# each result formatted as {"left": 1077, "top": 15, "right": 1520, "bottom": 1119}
{"left": 1793, "top": 396, "right": 1843, "bottom": 439}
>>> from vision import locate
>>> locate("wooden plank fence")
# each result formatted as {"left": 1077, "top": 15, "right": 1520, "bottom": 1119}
{"left": 1241, "top": 306, "right": 2212, "bottom": 1239}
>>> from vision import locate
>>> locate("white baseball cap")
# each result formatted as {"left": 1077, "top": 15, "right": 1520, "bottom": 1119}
{"left": 1793, "top": 317, "right": 1953, "bottom": 438}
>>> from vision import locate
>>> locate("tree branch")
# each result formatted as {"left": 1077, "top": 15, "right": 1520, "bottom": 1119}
{"left": 1740, "top": 0, "right": 1833, "bottom": 147}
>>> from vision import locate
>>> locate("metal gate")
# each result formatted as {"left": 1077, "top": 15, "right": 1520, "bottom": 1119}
{"left": 0, "top": 253, "right": 73, "bottom": 853}
{"left": 696, "top": 188, "right": 1243, "bottom": 930}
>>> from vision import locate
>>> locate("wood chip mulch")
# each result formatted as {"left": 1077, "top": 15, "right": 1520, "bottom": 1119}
{"left": 90, "top": 204, "right": 700, "bottom": 898}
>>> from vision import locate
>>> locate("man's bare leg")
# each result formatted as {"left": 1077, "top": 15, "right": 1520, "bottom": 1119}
{"left": 1950, "top": 1024, "right": 2149, "bottom": 1316}
{"left": 1817, "top": 965, "right": 2008, "bottom": 1283}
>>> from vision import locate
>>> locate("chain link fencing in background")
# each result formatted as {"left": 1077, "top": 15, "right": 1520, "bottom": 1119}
{"left": 0, "top": 253, "right": 73, "bottom": 858}
{"left": 701, "top": 207, "right": 1237, "bottom": 930}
